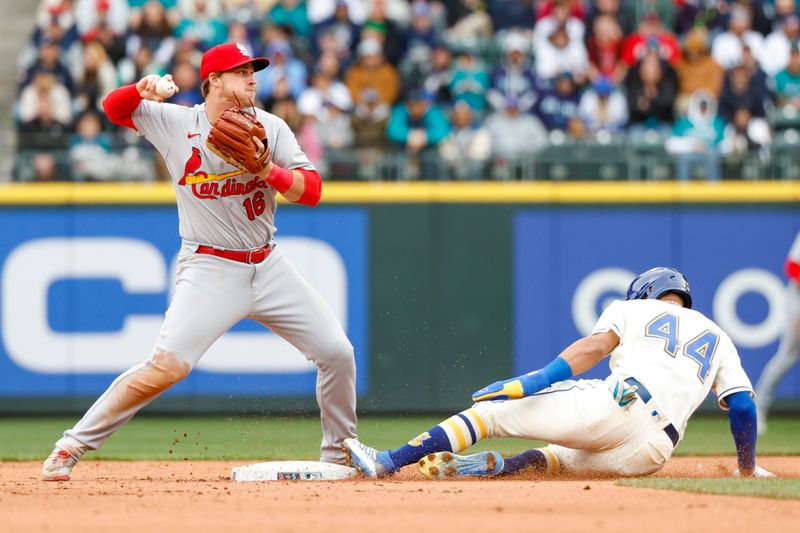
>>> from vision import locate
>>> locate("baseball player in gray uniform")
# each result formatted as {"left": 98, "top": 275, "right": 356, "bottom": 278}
{"left": 755, "top": 231, "right": 800, "bottom": 434}
{"left": 344, "top": 268, "right": 774, "bottom": 479}
{"left": 42, "top": 43, "right": 357, "bottom": 481}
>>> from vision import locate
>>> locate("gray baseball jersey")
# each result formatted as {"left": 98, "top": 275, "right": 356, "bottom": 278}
{"left": 133, "top": 101, "right": 315, "bottom": 250}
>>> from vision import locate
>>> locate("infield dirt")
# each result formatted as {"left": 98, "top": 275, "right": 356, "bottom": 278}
{"left": 2, "top": 457, "right": 799, "bottom": 532}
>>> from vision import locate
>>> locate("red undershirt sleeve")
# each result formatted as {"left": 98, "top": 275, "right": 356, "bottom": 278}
{"left": 102, "top": 84, "right": 142, "bottom": 131}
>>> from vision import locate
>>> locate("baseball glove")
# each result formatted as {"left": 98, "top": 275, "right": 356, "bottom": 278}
{"left": 206, "top": 104, "right": 270, "bottom": 174}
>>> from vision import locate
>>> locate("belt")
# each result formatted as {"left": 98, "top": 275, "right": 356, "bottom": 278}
{"left": 196, "top": 244, "right": 272, "bottom": 264}
{"left": 624, "top": 377, "right": 680, "bottom": 448}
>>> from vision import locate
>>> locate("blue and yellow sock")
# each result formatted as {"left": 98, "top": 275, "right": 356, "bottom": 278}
{"left": 388, "top": 408, "right": 488, "bottom": 467}
{"left": 502, "top": 447, "right": 560, "bottom": 475}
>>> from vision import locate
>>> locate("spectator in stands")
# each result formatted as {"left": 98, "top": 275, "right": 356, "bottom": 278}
{"left": 534, "top": 71, "right": 581, "bottom": 131}
{"left": 29, "top": 153, "right": 62, "bottom": 181}
{"left": 535, "top": 23, "right": 589, "bottom": 83}
{"left": 300, "top": 67, "right": 354, "bottom": 116}
{"left": 352, "top": 87, "right": 392, "bottom": 149}
{"left": 442, "top": 0, "right": 494, "bottom": 45}
{"left": 174, "top": 0, "right": 228, "bottom": 51}
{"left": 127, "top": 0, "right": 176, "bottom": 68}
{"left": 449, "top": 47, "right": 491, "bottom": 111}
{"left": 69, "top": 110, "right": 116, "bottom": 181}
{"left": 363, "top": 0, "right": 406, "bottom": 66}
{"left": 32, "top": 0, "right": 81, "bottom": 50}
{"left": 312, "top": 0, "right": 361, "bottom": 57}
{"left": 711, "top": 4, "right": 764, "bottom": 70}
{"left": 387, "top": 89, "right": 450, "bottom": 164}
{"left": 667, "top": 90, "right": 725, "bottom": 181}
{"left": 318, "top": 94, "right": 356, "bottom": 149}
{"left": 740, "top": 43, "right": 772, "bottom": 105}
{"left": 674, "top": 0, "right": 725, "bottom": 36}
{"left": 619, "top": 11, "right": 681, "bottom": 68}
{"left": 674, "top": 28, "right": 723, "bottom": 115}
{"left": 718, "top": 62, "right": 769, "bottom": 122}
{"left": 439, "top": 100, "right": 491, "bottom": 180}
{"left": 75, "top": 0, "right": 129, "bottom": 38}
{"left": 87, "top": 13, "right": 128, "bottom": 65}
{"left": 585, "top": 13, "right": 625, "bottom": 83}
{"left": 774, "top": 44, "right": 800, "bottom": 107}
{"left": 534, "top": 2, "right": 585, "bottom": 56}
{"left": 488, "top": 32, "right": 537, "bottom": 113}
{"left": 72, "top": 41, "right": 118, "bottom": 114}
{"left": 269, "top": 0, "right": 312, "bottom": 39}
{"left": 401, "top": 1, "right": 440, "bottom": 76}
{"left": 762, "top": 15, "right": 800, "bottom": 78}
{"left": 625, "top": 50, "right": 678, "bottom": 131}
{"left": 170, "top": 60, "right": 203, "bottom": 107}
{"left": 586, "top": 0, "right": 633, "bottom": 38}
{"left": 255, "top": 39, "right": 308, "bottom": 102}
{"left": 720, "top": 106, "right": 772, "bottom": 162}
{"left": 414, "top": 42, "right": 453, "bottom": 103}
{"left": 487, "top": 0, "right": 535, "bottom": 33}
{"left": 345, "top": 37, "right": 401, "bottom": 107}
{"left": 21, "top": 37, "right": 74, "bottom": 94}
{"left": 296, "top": 91, "right": 326, "bottom": 171}
{"left": 17, "top": 71, "right": 72, "bottom": 182}
{"left": 485, "top": 94, "right": 548, "bottom": 178}
{"left": 578, "top": 75, "right": 628, "bottom": 134}
{"left": 18, "top": 72, "right": 72, "bottom": 129}
{"left": 315, "top": 49, "right": 345, "bottom": 81}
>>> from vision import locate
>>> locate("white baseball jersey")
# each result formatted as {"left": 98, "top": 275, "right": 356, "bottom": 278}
{"left": 133, "top": 101, "right": 315, "bottom": 250}
{"left": 593, "top": 299, "right": 753, "bottom": 436}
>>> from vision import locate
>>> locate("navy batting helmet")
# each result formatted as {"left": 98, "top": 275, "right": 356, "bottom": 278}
{"left": 626, "top": 267, "right": 693, "bottom": 309}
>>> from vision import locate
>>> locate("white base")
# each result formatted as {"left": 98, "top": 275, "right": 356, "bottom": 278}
{"left": 231, "top": 461, "right": 358, "bottom": 481}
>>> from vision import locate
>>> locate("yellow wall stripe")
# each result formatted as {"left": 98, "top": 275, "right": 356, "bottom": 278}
{"left": 465, "top": 409, "right": 488, "bottom": 439}
{"left": 1, "top": 181, "right": 799, "bottom": 205}
{"left": 443, "top": 418, "right": 467, "bottom": 451}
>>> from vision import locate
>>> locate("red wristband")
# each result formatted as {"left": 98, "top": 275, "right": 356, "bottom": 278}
{"left": 266, "top": 164, "right": 293, "bottom": 193}
{"left": 297, "top": 169, "right": 322, "bottom": 206}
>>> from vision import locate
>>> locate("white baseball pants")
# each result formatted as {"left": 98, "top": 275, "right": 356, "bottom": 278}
{"left": 56, "top": 246, "right": 357, "bottom": 464}
{"left": 472, "top": 378, "right": 676, "bottom": 476}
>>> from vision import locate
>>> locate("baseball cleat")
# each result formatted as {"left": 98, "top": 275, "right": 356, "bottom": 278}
{"left": 417, "top": 451, "right": 504, "bottom": 479}
{"left": 42, "top": 448, "right": 79, "bottom": 481}
{"left": 342, "top": 438, "right": 397, "bottom": 479}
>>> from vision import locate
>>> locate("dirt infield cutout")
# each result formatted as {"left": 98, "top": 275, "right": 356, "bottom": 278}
{"left": 2, "top": 457, "right": 798, "bottom": 532}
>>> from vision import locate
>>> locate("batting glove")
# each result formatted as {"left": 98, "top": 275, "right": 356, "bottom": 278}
{"left": 608, "top": 379, "right": 638, "bottom": 409}
{"left": 472, "top": 377, "right": 526, "bottom": 402}
{"left": 733, "top": 465, "right": 776, "bottom": 478}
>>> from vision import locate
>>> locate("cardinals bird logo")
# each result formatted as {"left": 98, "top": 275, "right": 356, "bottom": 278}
{"left": 178, "top": 147, "right": 204, "bottom": 186}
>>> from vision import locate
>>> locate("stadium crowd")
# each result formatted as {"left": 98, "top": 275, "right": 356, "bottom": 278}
{"left": 14, "top": 0, "right": 800, "bottom": 181}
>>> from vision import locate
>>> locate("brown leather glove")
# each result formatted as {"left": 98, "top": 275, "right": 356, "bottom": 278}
{"left": 206, "top": 105, "right": 270, "bottom": 174}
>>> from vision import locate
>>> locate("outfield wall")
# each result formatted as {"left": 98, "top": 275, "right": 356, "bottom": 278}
{"left": 0, "top": 182, "right": 798, "bottom": 414}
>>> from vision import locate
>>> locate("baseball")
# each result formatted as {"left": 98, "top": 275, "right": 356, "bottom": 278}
{"left": 156, "top": 77, "right": 176, "bottom": 98}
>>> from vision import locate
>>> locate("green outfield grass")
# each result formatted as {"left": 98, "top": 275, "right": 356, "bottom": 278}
{"left": 616, "top": 477, "right": 800, "bottom": 500}
{"left": 0, "top": 414, "right": 798, "bottom": 461}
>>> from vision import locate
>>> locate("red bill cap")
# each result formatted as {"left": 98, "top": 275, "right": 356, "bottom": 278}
{"left": 200, "top": 43, "right": 270, "bottom": 81}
